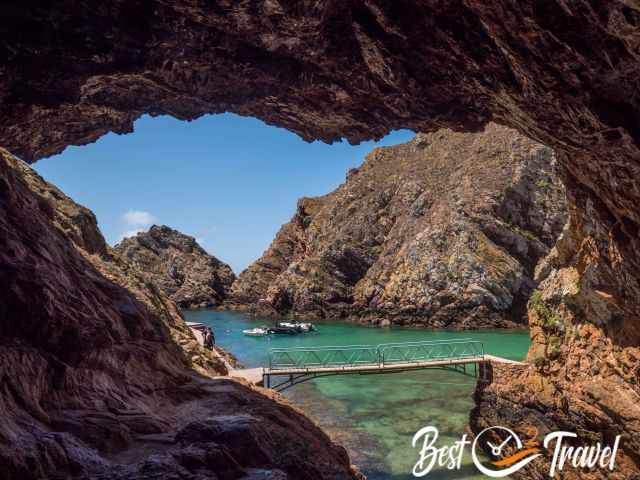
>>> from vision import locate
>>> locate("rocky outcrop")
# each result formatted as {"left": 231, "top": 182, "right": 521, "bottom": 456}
{"left": 2, "top": 1, "right": 640, "bottom": 477}
{"left": 115, "top": 225, "right": 235, "bottom": 309}
{"left": 2, "top": 148, "right": 225, "bottom": 378}
{"left": 470, "top": 177, "right": 640, "bottom": 479}
{"left": 231, "top": 124, "right": 566, "bottom": 327}
{"left": 0, "top": 148, "right": 361, "bottom": 480}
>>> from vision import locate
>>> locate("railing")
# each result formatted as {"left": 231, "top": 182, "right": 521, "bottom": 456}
{"left": 269, "top": 344, "right": 379, "bottom": 370}
{"left": 380, "top": 339, "right": 484, "bottom": 364}
{"left": 268, "top": 339, "right": 484, "bottom": 370}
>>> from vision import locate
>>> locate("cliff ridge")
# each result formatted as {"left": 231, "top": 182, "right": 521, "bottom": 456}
{"left": 231, "top": 124, "right": 567, "bottom": 328}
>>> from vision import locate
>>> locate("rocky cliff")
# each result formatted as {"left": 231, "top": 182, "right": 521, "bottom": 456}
{"left": 2, "top": 1, "right": 640, "bottom": 477}
{"left": 470, "top": 177, "right": 640, "bottom": 479}
{"left": 2, "top": 150, "right": 224, "bottom": 379}
{"left": 115, "top": 225, "right": 235, "bottom": 309}
{"left": 231, "top": 124, "right": 567, "bottom": 328}
{"left": 0, "top": 148, "right": 361, "bottom": 480}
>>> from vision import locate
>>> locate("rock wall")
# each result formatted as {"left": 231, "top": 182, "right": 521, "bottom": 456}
{"left": 0, "top": 149, "right": 360, "bottom": 480}
{"left": 115, "top": 225, "right": 235, "bottom": 309}
{"left": 5, "top": 149, "right": 224, "bottom": 378}
{"left": 231, "top": 123, "right": 567, "bottom": 328}
{"left": 470, "top": 169, "right": 640, "bottom": 479}
{"left": 2, "top": 1, "right": 640, "bottom": 477}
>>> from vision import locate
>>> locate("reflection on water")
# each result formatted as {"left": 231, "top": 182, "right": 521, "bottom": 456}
{"left": 184, "top": 310, "right": 530, "bottom": 480}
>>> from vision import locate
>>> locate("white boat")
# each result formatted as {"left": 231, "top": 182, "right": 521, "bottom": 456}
{"left": 242, "top": 327, "right": 270, "bottom": 337}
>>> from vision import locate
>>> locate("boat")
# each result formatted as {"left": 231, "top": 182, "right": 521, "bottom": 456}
{"left": 186, "top": 321, "right": 207, "bottom": 332}
{"left": 242, "top": 327, "right": 270, "bottom": 337}
{"left": 268, "top": 326, "right": 298, "bottom": 335}
{"left": 278, "top": 321, "right": 316, "bottom": 333}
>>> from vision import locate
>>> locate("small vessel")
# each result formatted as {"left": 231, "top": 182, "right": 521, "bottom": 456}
{"left": 269, "top": 326, "right": 298, "bottom": 335}
{"left": 242, "top": 327, "right": 270, "bottom": 337}
{"left": 277, "top": 321, "right": 316, "bottom": 333}
{"left": 186, "top": 321, "right": 207, "bottom": 332}
{"left": 278, "top": 321, "right": 297, "bottom": 329}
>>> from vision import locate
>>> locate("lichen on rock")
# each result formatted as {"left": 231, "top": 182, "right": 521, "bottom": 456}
{"left": 471, "top": 174, "right": 640, "bottom": 479}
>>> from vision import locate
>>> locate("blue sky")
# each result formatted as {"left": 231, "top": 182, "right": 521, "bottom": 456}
{"left": 34, "top": 113, "right": 414, "bottom": 273}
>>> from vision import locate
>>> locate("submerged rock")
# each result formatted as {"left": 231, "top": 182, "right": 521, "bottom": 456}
{"left": 115, "top": 225, "right": 235, "bottom": 309}
{"left": 231, "top": 124, "right": 567, "bottom": 328}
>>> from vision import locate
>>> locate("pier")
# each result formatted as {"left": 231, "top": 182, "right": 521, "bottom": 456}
{"left": 229, "top": 339, "right": 522, "bottom": 392}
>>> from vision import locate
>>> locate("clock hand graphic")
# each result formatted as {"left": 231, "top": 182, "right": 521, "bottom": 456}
{"left": 472, "top": 426, "right": 543, "bottom": 477}
{"left": 486, "top": 434, "right": 514, "bottom": 457}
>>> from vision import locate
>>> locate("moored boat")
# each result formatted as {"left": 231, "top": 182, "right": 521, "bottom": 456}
{"left": 269, "top": 326, "right": 298, "bottom": 335}
{"left": 278, "top": 321, "right": 316, "bottom": 333}
{"left": 242, "top": 327, "right": 270, "bottom": 337}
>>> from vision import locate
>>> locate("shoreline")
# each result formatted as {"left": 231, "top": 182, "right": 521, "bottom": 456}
{"left": 188, "top": 304, "right": 531, "bottom": 333}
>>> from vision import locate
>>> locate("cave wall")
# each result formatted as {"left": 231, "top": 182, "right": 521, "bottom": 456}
{"left": 2, "top": 2, "right": 639, "bottom": 256}
{"left": 1, "top": 1, "right": 640, "bottom": 478}
{"left": 0, "top": 148, "right": 361, "bottom": 479}
{"left": 0, "top": 147, "right": 198, "bottom": 476}
{"left": 1, "top": 2, "right": 639, "bottom": 169}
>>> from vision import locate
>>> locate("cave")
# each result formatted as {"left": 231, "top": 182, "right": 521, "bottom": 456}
{"left": 1, "top": 1, "right": 640, "bottom": 479}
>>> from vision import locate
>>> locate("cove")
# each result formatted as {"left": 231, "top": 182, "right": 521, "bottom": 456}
{"left": 185, "top": 310, "right": 530, "bottom": 480}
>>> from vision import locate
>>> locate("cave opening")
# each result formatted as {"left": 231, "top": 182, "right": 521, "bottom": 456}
{"left": 33, "top": 112, "right": 415, "bottom": 274}
{"left": 13, "top": 111, "right": 551, "bottom": 480}
{"left": 29, "top": 111, "right": 560, "bottom": 328}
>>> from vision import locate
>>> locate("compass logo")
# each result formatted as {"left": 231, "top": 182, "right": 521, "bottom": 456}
{"left": 412, "top": 424, "right": 621, "bottom": 478}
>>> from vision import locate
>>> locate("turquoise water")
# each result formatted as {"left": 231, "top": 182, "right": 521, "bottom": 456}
{"left": 185, "top": 310, "right": 530, "bottom": 480}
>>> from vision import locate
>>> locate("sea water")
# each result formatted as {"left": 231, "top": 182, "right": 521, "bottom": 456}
{"left": 184, "top": 310, "right": 530, "bottom": 480}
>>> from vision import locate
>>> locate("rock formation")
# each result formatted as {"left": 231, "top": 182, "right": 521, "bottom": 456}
{"left": 115, "top": 225, "right": 235, "bottom": 309}
{"left": 0, "top": 149, "right": 361, "bottom": 479}
{"left": 2, "top": 1, "right": 640, "bottom": 477}
{"left": 231, "top": 124, "right": 567, "bottom": 328}
{"left": 470, "top": 181, "right": 640, "bottom": 479}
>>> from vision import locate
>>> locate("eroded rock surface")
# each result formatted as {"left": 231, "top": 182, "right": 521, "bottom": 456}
{"left": 2, "top": 1, "right": 640, "bottom": 477}
{"left": 115, "top": 225, "right": 235, "bottom": 309}
{"left": 0, "top": 149, "right": 360, "bottom": 480}
{"left": 471, "top": 175, "right": 640, "bottom": 479}
{"left": 231, "top": 124, "right": 566, "bottom": 328}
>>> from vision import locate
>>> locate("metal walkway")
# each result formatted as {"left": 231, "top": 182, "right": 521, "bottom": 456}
{"left": 261, "top": 339, "right": 502, "bottom": 391}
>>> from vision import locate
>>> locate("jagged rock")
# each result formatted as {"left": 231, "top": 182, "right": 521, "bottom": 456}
{"left": 2, "top": 1, "right": 640, "bottom": 477}
{"left": 0, "top": 149, "right": 360, "bottom": 480}
{"left": 115, "top": 225, "right": 235, "bottom": 309}
{"left": 8, "top": 151, "right": 225, "bottom": 378}
{"left": 471, "top": 181, "right": 640, "bottom": 479}
{"left": 231, "top": 124, "right": 567, "bottom": 328}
